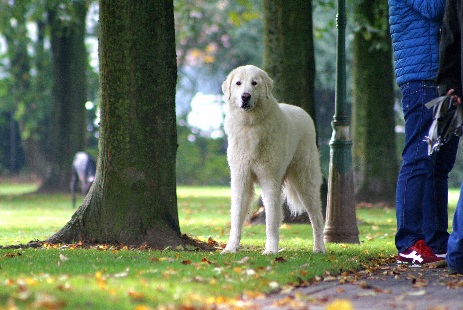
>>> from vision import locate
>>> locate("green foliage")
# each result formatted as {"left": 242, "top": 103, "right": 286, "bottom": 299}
{"left": 0, "top": 1, "right": 53, "bottom": 140}
{"left": 174, "top": 0, "right": 262, "bottom": 72}
{"left": 176, "top": 120, "right": 229, "bottom": 185}
{"left": 349, "top": 0, "right": 390, "bottom": 51}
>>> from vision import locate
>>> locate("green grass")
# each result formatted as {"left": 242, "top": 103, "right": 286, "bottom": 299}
{"left": 0, "top": 182, "right": 458, "bottom": 309}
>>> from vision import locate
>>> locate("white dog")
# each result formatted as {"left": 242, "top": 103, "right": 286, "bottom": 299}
{"left": 221, "top": 65, "right": 326, "bottom": 255}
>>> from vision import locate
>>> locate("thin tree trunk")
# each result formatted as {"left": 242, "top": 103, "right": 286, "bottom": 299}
{"left": 39, "top": 1, "right": 87, "bottom": 192}
{"left": 352, "top": 0, "right": 397, "bottom": 204}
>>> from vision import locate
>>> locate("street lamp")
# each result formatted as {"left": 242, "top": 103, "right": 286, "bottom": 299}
{"left": 323, "top": 0, "right": 360, "bottom": 244}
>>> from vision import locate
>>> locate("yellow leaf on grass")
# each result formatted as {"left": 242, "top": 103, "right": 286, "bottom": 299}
{"left": 128, "top": 290, "right": 145, "bottom": 300}
{"left": 233, "top": 267, "right": 243, "bottom": 274}
{"left": 134, "top": 306, "right": 152, "bottom": 310}
{"left": 326, "top": 299, "right": 354, "bottom": 310}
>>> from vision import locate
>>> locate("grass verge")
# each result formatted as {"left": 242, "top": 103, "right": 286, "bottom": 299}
{"left": 0, "top": 182, "right": 457, "bottom": 309}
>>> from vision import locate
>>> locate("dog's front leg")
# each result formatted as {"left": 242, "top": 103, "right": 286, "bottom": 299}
{"left": 221, "top": 175, "right": 254, "bottom": 254}
{"left": 261, "top": 183, "right": 283, "bottom": 255}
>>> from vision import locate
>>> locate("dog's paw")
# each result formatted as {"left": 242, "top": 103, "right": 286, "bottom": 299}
{"left": 220, "top": 248, "right": 237, "bottom": 254}
{"left": 313, "top": 245, "right": 326, "bottom": 254}
{"left": 262, "top": 249, "right": 278, "bottom": 255}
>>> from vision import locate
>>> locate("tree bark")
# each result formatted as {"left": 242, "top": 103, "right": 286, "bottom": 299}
{"left": 48, "top": 0, "right": 183, "bottom": 248}
{"left": 39, "top": 1, "right": 88, "bottom": 192}
{"left": 352, "top": 0, "right": 397, "bottom": 204}
{"left": 263, "top": 0, "right": 315, "bottom": 118}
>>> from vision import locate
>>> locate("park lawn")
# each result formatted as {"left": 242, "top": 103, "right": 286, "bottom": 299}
{"left": 0, "top": 182, "right": 458, "bottom": 309}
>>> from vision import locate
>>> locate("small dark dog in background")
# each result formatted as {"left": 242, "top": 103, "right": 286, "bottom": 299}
{"left": 71, "top": 152, "right": 96, "bottom": 208}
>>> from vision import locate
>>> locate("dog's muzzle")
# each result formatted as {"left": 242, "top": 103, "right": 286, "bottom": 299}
{"left": 241, "top": 93, "right": 252, "bottom": 110}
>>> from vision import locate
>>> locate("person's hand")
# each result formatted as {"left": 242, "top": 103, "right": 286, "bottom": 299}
{"left": 446, "top": 89, "right": 462, "bottom": 105}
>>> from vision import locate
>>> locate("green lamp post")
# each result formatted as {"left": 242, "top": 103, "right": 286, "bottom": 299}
{"left": 324, "top": 0, "right": 360, "bottom": 243}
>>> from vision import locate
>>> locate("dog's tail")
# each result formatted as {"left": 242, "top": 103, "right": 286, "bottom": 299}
{"left": 283, "top": 156, "right": 322, "bottom": 216}
{"left": 283, "top": 183, "right": 310, "bottom": 216}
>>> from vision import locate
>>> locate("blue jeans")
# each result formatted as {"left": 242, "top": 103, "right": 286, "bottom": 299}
{"left": 448, "top": 184, "right": 463, "bottom": 272}
{"left": 395, "top": 81, "right": 459, "bottom": 254}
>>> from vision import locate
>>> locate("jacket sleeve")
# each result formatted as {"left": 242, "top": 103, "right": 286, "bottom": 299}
{"left": 406, "top": 0, "right": 446, "bottom": 21}
{"left": 437, "top": 0, "right": 462, "bottom": 97}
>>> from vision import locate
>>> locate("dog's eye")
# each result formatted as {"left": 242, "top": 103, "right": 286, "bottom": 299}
{"left": 252, "top": 81, "right": 257, "bottom": 86}
{"left": 236, "top": 81, "right": 242, "bottom": 86}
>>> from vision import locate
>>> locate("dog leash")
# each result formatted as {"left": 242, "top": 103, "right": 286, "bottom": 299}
{"left": 424, "top": 95, "right": 463, "bottom": 155}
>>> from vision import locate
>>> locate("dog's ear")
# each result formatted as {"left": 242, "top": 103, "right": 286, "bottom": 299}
{"left": 222, "top": 71, "right": 234, "bottom": 101}
{"left": 260, "top": 70, "right": 274, "bottom": 99}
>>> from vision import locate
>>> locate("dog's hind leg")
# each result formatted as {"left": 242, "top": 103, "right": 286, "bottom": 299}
{"left": 221, "top": 174, "right": 254, "bottom": 254}
{"left": 303, "top": 198, "right": 326, "bottom": 254}
{"left": 287, "top": 168, "right": 326, "bottom": 254}
{"left": 260, "top": 181, "right": 283, "bottom": 254}
{"left": 299, "top": 190, "right": 326, "bottom": 253}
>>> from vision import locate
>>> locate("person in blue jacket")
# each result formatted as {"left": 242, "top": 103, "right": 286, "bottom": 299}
{"left": 389, "top": 0, "right": 460, "bottom": 266}
{"left": 437, "top": 0, "right": 463, "bottom": 274}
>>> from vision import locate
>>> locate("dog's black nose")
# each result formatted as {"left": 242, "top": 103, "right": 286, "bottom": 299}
{"left": 241, "top": 93, "right": 251, "bottom": 102}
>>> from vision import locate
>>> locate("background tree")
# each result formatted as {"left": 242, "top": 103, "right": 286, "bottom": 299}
{"left": 0, "top": 2, "right": 31, "bottom": 174}
{"left": 39, "top": 1, "right": 88, "bottom": 192}
{"left": 0, "top": 2, "right": 50, "bottom": 176}
{"left": 351, "top": 0, "right": 397, "bottom": 204}
{"left": 248, "top": 0, "right": 323, "bottom": 224}
{"left": 263, "top": 0, "right": 315, "bottom": 117}
{"left": 48, "top": 0, "right": 184, "bottom": 248}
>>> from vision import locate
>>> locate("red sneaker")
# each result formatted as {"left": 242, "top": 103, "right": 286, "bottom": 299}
{"left": 397, "top": 240, "right": 446, "bottom": 267}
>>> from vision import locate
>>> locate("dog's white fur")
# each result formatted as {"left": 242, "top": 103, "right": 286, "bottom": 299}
{"left": 221, "top": 65, "right": 326, "bottom": 255}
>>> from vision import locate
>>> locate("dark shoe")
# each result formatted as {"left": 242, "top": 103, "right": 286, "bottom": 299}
{"left": 397, "top": 240, "right": 446, "bottom": 267}
{"left": 448, "top": 268, "right": 463, "bottom": 275}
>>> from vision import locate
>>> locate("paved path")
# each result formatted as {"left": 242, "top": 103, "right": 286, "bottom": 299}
{"left": 246, "top": 264, "right": 463, "bottom": 309}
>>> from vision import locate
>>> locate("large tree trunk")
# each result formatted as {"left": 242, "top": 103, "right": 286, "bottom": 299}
{"left": 48, "top": 0, "right": 183, "bottom": 248}
{"left": 39, "top": 1, "right": 88, "bottom": 192}
{"left": 352, "top": 0, "right": 397, "bottom": 204}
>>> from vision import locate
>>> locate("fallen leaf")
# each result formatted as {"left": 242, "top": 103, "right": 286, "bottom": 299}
{"left": 113, "top": 268, "right": 129, "bottom": 278}
{"left": 326, "top": 299, "right": 354, "bottom": 310}
{"left": 245, "top": 269, "right": 256, "bottom": 276}
{"left": 33, "top": 292, "right": 65, "bottom": 309}
{"left": 237, "top": 256, "right": 250, "bottom": 264}
{"left": 56, "top": 282, "right": 72, "bottom": 292}
{"left": 359, "top": 280, "right": 372, "bottom": 289}
{"left": 59, "top": 254, "right": 69, "bottom": 262}
{"left": 336, "top": 287, "right": 345, "bottom": 293}
{"left": 408, "top": 290, "right": 426, "bottom": 296}
{"left": 133, "top": 305, "right": 152, "bottom": 310}
{"left": 201, "top": 257, "right": 213, "bottom": 264}
{"left": 5, "top": 252, "right": 22, "bottom": 258}
{"left": 269, "top": 281, "right": 279, "bottom": 290}
{"left": 412, "top": 278, "right": 429, "bottom": 288}
{"left": 128, "top": 290, "right": 145, "bottom": 300}
{"left": 373, "top": 287, "right": 392, "bottom": 294}
{"left": 357, "top": 291, "right": 377, "bottom": 297}
{"left": 207, "top": 237, "right": 219, "bottom": 246}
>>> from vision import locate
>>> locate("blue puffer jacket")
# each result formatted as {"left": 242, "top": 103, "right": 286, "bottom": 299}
{"left": 389, "top": 0, "right": 445, "bottom": 86}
